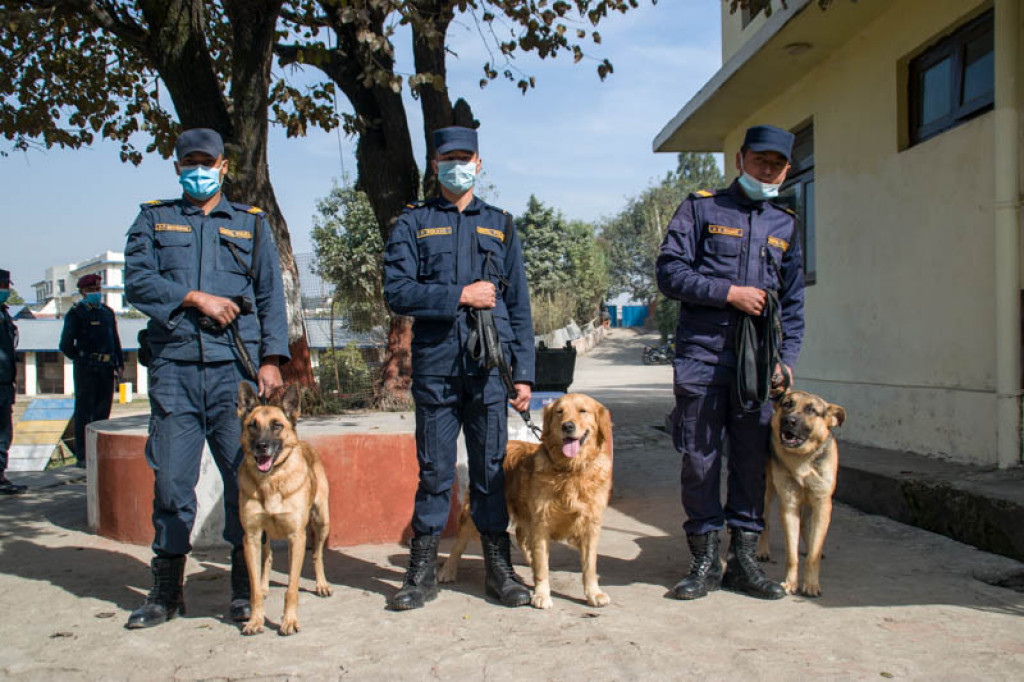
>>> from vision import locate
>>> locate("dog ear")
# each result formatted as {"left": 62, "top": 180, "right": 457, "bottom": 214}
{"left": 542, "top": 400, "right": 557, "bottom": 440}
{"left": 237, "top": 381, "right": 260, "bottom": 418}
{"left": 827, "top": 403, "right": 846, "bottom": 429}
{"left": 280, "top": 384, "right": 301, "bottom": 426}
{"left": 595, "top": 401, "right": 613, "bottom": 451}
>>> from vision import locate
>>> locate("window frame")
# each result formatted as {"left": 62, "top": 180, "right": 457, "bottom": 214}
{"left": 908, "top": 9, "right": 994, "bottom": 147}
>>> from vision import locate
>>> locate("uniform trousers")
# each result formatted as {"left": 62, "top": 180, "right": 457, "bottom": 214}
{"left": 72, "top": 363, "right": 115, "bottom": 463}
{"left": 671, "top": 379, "right": 773, "bottom": 536}
{"left": 146, "top": 358, "right": 246, "bottom": 556}
{"left": 0, "top": 400, "right": 11, "bottom": 474}
{"left": 411, "top": 373, "right": 509, "bottom": 536}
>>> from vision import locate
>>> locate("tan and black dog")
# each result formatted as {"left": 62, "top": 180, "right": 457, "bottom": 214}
{"left": 237, "top": 383, "right": 331, "bottom": 636}
{"left": 439, "top": 393, "right": 613, "bottom": 609}
{"left": 756, "top": 389, "right": 846, "bottom": 597}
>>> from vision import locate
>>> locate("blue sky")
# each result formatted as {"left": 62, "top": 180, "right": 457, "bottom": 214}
{"left": 2, "top": 1, "right": 721, "bottom": 300}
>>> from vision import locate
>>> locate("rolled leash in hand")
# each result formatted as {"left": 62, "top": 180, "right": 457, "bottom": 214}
{"left": 734, "top": 249, "right": 789, "bottom": 412}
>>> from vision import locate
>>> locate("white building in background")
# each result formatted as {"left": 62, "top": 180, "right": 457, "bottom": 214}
{"left": 32, "top": 251, "right": 126, "bottom": 316}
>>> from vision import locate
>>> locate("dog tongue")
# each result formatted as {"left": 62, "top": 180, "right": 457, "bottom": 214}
{"left": 256, "top": 455, "right": 273, "bottom": 472}
{"left": 562, "top": 438, "right": 581, "bottom": 458}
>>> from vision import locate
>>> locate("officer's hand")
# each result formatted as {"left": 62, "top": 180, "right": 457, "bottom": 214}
{"left": 770, "top": 363, "right": 792, "bottom": 399}
{"left": 509, "top": 382, "right": 532, "bottom": 413}
{"left": 726, "top": 286, "right": 767, "bottom": 316}
{"left": 459, "top": 281, "right": 496, "bottom": 309}
{"left": 258, "top": 361, "right": 283, "bottom": 398}
{"left": 185, "top": 291, "right": 240, "bottom": 327}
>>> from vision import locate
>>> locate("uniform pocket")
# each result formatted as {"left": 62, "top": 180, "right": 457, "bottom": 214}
{"left": 677, "top": 316, "right": 728, "bottom": 352}
{"left": 217, "top": 233, "right": 253, "bottom": 276}
{"left": 697, "top": 235, "right": 742, "bottom": 278}
{"left": 417, "top": 239, "right": 454, "bottom": 281}
{"left": 154, "top": 231, "right": 194, "bottom": 272}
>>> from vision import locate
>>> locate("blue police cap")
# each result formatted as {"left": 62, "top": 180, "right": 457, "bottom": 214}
{"left": 433, "top": 126, "right": 478, "bottom": 155}
{"left": 175, "top": 128, "right": 224, "bottom": 161}
{"left": 0, "top": 269, "right": 9, "bottom": 287}
{"left": 743, "top": 125, "right": 794, "bottom": 161}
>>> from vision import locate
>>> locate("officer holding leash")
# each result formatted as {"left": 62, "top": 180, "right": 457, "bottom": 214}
{"left": 123, "top": 128, "right": 289, "bottom": 629}
{"left": 383, "top": 126, "right": 535, "bottom": 610}
{"left": 657, "top": 125, "right": 805, "bottom": 602}
{"left": 60, "top": 273, "right": 123, "bottom": 468}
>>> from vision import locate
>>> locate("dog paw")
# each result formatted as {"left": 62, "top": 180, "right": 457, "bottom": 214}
{"left": 279, "top": 617, "right": 300, "bottom": 636}
{"left": 316, "top": 582, "right": 333, "bottom": 597}
{"left": 755, "top": 550, "right": 771, "bottom": 562}
{"left": 781, "top": 580, "right": 799, "bottom": 595}
{"left": 800, "top": 581, "right": 821, "bottom": 597}
{"left": 586, "top": 591, "right": 611, "bottom": 607}
{"left": 531, "top": 593, "right": 553, "bottom": 610}
{"left": 241, "top": 618, "right": 264, "bottom": 636}
{"left": 436, "top": 562, "right": 457, "bottom": 584}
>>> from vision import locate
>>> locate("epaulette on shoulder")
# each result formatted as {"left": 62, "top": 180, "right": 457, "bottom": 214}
{"left": 231, "top": 202, "right": 264, "bottom": 215}
{"left": 770, "top": 201, "right": 797, "bottom": 217}
{"left": 691, "top": 189, "right": 717, "bottom": 199}
{"left": 140, "top": 199, "right": 175, "bottom": 209}
{"left": 404, "top": 199, "right": 426, "bottom": 211}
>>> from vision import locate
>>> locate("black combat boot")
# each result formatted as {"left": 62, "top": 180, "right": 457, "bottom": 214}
{"left": 389, "top": 535, "right": 440, "bottom": 611}
{"left": 229, "top": 546, "right": 252, "bottom": 623}
{"left": 125, "top": 555, "right": 187, "bottom": 629}
{"left": 480, "top": 532, "right": 531, "bottom": 607}
{"left": 721, "top": 528, "right": 786, "bottom": 600}
{"left": 670, "top": 531, "right": 722, "bottom": 600}
{"left": 0, "top": 475, "right": 26, "bottom": 495}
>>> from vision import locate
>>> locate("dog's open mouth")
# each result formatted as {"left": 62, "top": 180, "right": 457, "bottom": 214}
{"left": 255, "top": 453, "right": 276, "bottom": 473}
{"left": 561, "top": 431, "right": 589, "bottom": 458}
{"left": 780, "top": 428, "right": 807, "bottom": 448}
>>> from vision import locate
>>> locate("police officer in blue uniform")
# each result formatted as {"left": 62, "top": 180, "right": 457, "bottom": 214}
{"left": 657, "top": 125, "right": 805, "bottom": 601}
{"left": 123, "top": 129, "right": 289, "bottom": 628}
{"left": 383, "top": 126, "right": 534, "bottom": 610}
{"left": 60, "top": 273, "right": 123, "bottom": 467}
{"left": 0, "top": 269, "right": 27, "bottom": 495}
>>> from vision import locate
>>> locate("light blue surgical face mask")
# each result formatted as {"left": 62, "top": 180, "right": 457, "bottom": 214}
{"left": 437, "top": 160, "right": 477, "bottom": 194}
{"left": 738, "top": 171, "right": 782, "bottom": 201}
{"left": 178, "top": 164, "right": 223, "bottom": 200}
{"left": 0, "top": 290, "right": 8, "bottom": 305}
{"left": 84, "top": 292, "right": 102, "bottom": 306}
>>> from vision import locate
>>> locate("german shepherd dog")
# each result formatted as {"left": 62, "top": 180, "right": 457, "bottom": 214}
{"left": 237, "top": 383, "right": 331, "bottom": 635}
{"left": 756, "top": 389, "right": 846, "bottom": 597}
{"left": 438, "top": 393, "right": 614, "bottom": 609}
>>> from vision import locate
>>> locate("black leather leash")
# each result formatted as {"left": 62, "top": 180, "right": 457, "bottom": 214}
{"left": 466, "top": 307, "right": 542, "bottom": 440}
{"left": 734, "top": 249, "right": 789, "bottom": 412}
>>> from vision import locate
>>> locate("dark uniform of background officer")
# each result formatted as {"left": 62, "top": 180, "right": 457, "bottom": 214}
{"left": 657, "top": 125, "right": 805, "bottom": 602}
{"left": 383, "top": 126, "right": 534, "bottom": 610}
{"left": 124, "top": 129, "right": 289, "bottom": 629}
{"left": 0, "top": 269, "right": 27, "bottom": 495}
{"left": 60, "top": 273, "right": 123, "bottom": 467}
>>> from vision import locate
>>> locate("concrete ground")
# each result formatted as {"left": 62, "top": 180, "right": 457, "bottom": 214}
{"left": 2, "top": 328, "right": 1024, "bottom": 680}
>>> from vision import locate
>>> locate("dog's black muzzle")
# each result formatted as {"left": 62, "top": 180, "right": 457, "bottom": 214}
{"left": 779, "top": 415, "right": 811, "bottom": 447}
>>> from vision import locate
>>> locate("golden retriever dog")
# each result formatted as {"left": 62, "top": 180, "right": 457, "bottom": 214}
{"left": 237, "top": 383, "right": 331, "bottom": 635}
{"left": 756, "top": 389, "right": 846, "bottom": 597}
{"left": 438, "top": 393, "right": 613, "bottom": 609}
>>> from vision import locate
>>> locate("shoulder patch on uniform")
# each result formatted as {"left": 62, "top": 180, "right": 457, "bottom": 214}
{"left": 155, "top": 223, "right": 192, "bottom": 233}
{"left": 404, "top": 200, "right": 426, "bottom": 211}
{"left": 768, "top": 236, "right": 789, "bottom": 251}
{"left": 708, "top": 224, "right": 743, "bottom": 238}
{"left": 770, "top": 201, "right": 796, "bottom": 216}
{"left": 693, "top": 189, "right": 716, "bottom": 198}
{"left": 219, "top": 227, "right": 252, "bottom": 240}
{"left": 476, "top": 226, "right": 505, "bottom": 242}
{"left": 230, "top": 202, "right": 264, "bottom": 214}
{"left": 417, "top": 226, "right": 452, "bottom": 239}
{"left": 141, "top": 199, "right": 175, "bottom": 208}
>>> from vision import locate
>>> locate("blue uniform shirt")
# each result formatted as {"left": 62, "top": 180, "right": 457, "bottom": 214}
{"left": 124, "top": 196, "right": 290, "bottom": 364}
{"left": 0, "top": 305, "right": 16, "bottom": 403}
{"left": 383, "top": 196, "right": 535, "bottom": 383}
{"left": 656, "top": 180, "right": 805, "bottom": 385}
{"left": 59, "top": 302, "right": 123, "bottom": 367}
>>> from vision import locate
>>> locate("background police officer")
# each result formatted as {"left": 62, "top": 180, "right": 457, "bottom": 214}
{"left": 383, "top": 126, "right": 534, "bottom": 610}
{"left": 656, "top": 125, "right": 805, "bottom": 602}
{"left": 60, "top": 273, "right": 123, "bottom": 467}
{"left": 123, "top": 128, "right": 289, "bottom": 629}
{"left": 0, "top": 269, "right": 26, "bottom": 496}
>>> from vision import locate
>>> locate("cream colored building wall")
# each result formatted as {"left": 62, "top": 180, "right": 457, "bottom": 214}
{"left": 721, "top": 1, "right": 775, "bottom": 63}
{"left": 722, "top": 0, "right": 1000, "bottom": 463}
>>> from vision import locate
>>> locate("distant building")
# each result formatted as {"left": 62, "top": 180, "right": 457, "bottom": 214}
{"left": 32, "top": 251, "right": 127, "bottom": 316}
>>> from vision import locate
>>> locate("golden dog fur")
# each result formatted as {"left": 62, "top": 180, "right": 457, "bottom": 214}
{"left": 438, "top": 393, "right": 613, "bottom": 609}
{"left": 756, "top": 389, "right": 846, "bottom": 597}
{"left": 237, "top": 383, "right": 331, "bottom": 635}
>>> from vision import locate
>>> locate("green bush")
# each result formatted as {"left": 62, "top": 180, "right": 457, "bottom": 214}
{"left": 653, "top": 294, "right": 680, "bottom": 343}
{"left": 316, "top": 344, "right": 373, "bottom": 408}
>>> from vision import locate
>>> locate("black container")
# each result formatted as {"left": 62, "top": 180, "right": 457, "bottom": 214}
{"left": 534, "top": 341, "right": 577, "bottom": 393}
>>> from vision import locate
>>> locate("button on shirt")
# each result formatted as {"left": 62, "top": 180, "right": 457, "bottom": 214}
{"left": 656, "top": 180, "right": 805, "bottom": 383}
{"left": 124, "top": 196, "right": 290, "bottom": 364}
{"left": 383, "top": 196, "right": 534, "bottom": 382}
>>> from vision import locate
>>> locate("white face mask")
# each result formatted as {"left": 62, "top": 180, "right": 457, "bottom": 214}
{"left": 437, "top": 160, "right": 477, "bottom": 193}
{"left": 738, "top": 171, "right": 781, "bottom": 201}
